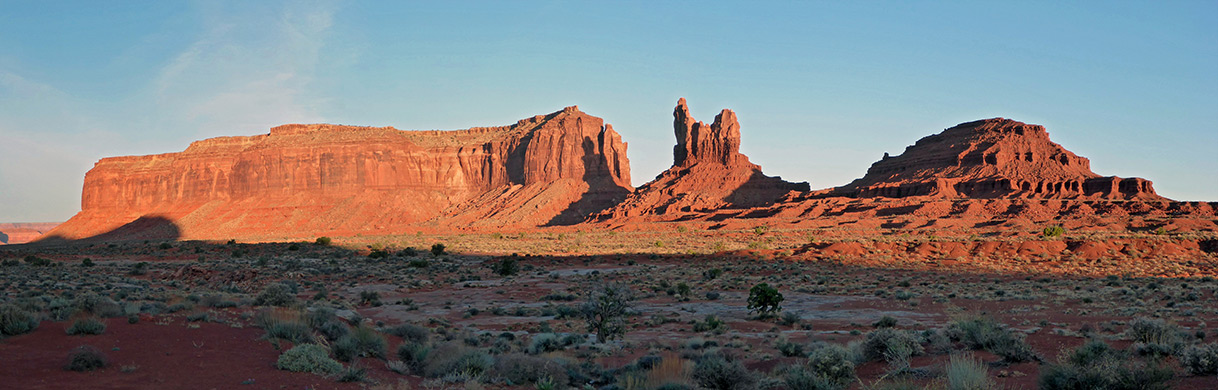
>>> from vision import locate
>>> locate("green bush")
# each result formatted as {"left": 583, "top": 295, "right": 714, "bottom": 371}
{"left": 777, "top": 339, "right": 805, "bottom": 357}
{"left": 277, "top": 344, "right": 342, "bottom": 376}
{"left": 861, "top": 328, "right": 924, "bottom": 363}
{"left": 396, "top": 340, "right": 431, "bottom": 375}
{"left": 314, "top": 237, "right": 332, "bottom": 246}
{"left": 1042, "top": 225, "right": 1065, "bottom": 238}
{"left": 806, "top": 344, "right": 856, "bottom": 385}
{"left": 1039, "top": 340, "right": 1173, "bottom": 390}
{"left": 255, "top": 283, "right": 297, "bottom": 307}
{"left": 528, "top": 333, "right": 565, "bottom": 355}
{"left": 430, "top": 243, "right": 446, "bottom": 256}
{"left": 66, "top": 317, "right": 106, "bottom": 336}
{"left": 386, "top": 323, "right": 430, "bottom": 344}
{"left": 494, "top": 256, "right": 520, "bottom": 276}
{"left": 423, "top": 343, "right": 493, "bottom": 378}
{"left": 337, "top": 363, "right": 368, "bottom": 382}
{"left": 65, "top": 345, "right": 108, "bottom": 371}
{"left": 1179, "top": 342, "right": 1218, "bottom": 375}
{"left": 948, "top": 317, "right": 1037, "bottom": 363}
{"left": 264, "top": 319, "right": 314, "bottom": 344}
{"left": 333, "top": 325, "right": 387, "bottom": 362}
{"left": 0, "top": 304, "right": 39, "bottom": 336}
{"left": 784, "top": 365, "right": 848, "bottom": 390}
{"left": 692, "top": 354, "right": 757, "bottom": 390}
{"left": 693, "top": 315, "right": 725, "bottom": 333}
{"left": 747, "top": 283, "right": 784, "bottom": 318}
{"left": 1126, "top": 317, "right": 1185, "bottom": 358}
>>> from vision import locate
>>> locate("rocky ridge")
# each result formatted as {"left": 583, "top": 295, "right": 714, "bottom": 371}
{"left": 831, "top": 118, "right": 1161, "bottom": 200}
{"left": 38, "top": 101, "right": 1216, "bottom": 242}
{"left": 46, "top": 106, "right": 631, "bottom": 240}
{"left": 594, "top": 99, "right": 810, "bottom": 222}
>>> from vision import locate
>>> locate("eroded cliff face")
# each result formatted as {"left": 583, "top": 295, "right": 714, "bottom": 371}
{"left": 49, "top": 106, "right": 631, "bottom": 240}
{"left": 596, "top": 98, "right": 809, "bottom": 221}
{"left": 833, "top": 118, "right": 1163, "bottom": 200}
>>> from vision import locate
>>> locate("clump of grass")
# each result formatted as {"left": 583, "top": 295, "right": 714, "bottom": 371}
{"left": 1039, "top": 339, "right": 1172, "bottom": 390}
{"left": 65, "top": 345, "right": 108, "bottom": 371}
{"left": 691, "top": 353, "right": 756, "bottom": 390}
{"left": 333, "top": 325, "right": 387, "bottom": 362}
{"left": 65, "top": 317, "right": 106, "bottom": 336}
{"left": 948, "top": 317, "right": 1037, "bottom": 363}
{"left": 0, "top": 304, "right": 39, "bottom": 336}
{"left": 945, "top": 353, "right": 996, "bottom": 390}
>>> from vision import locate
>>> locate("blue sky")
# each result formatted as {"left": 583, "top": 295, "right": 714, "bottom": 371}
{"left": 1, "top": 1, "right": 1215, "bottom": 222}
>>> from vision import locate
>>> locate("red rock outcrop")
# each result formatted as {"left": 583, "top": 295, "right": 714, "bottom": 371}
{"left": 595, "top": 98, "right": 808, "bottom": 221}
{"left": 831, "top": 118, "right": 1164, "bottom": 200}
{"left": 46, "top": 106, "right": 631, "bottom": 240}
{"left": 0, "top": 222, "right": 60, "bottom": 245}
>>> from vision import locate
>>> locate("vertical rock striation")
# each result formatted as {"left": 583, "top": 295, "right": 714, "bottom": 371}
{"left": 48, "top": 107, "right": 632, "bottom": 240}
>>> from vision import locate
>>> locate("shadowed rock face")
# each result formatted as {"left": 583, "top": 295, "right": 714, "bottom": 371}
{"left": 595, "top": 98, "right": 809, "bottom": 221}
{"left": 833, "top": 118, "right": 1163, "bottom": 200}
{"left": 48, "top": 106, "right": 632, "bottom": 240}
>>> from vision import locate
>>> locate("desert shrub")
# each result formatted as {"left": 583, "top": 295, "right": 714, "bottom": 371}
{"left": 1039, "top": 340, "right": 1173, "bottom": 390}
{"left": 24, "top": 255, "right": 51, "bottom": 266}
{"left": 367, "top": 249, "right": 389, "bottom": 259}
{"left": 333, "top": 325, "right": 388, "bottom": 361}
{"left": 948, "top": 317, "right": 1037, "bottom": 363}
{"left": 691, "top": 354, "right": 757, "bottom": 390}
{"left": 264, "top": 319, "right": 314, "bottom": 344}
{"left": 489, "top": 353, "right": 569, "bottom": 388}
{"left": 693, "top": 315, "right": 725, "bottom": 333}
{"left": 255, "top": 283, "right": 297, "bottom": 307}
{"left": 386, "top": 323, "right": 430, "bottom": 344}
{"left": 1179, "top": 342, "right": 1218, "bottom": 375}
{"left": 582, "top": 284, "right": 632, "bottom": 342}
{"left": 781, "top": 311, "right": 802, "bottom": 327}
{"left": 1126, "top": 317, "right": 1185, "bottom": 358}
{"left": 314, "top": 237, "right": 332, "bottom": 246}
{"left": 778, "top": 340, "right": 805, "bottom": 357}
{"left": 806, "top": 343, "right": 856, "bottom": 384}
{"left": 65, "top": 345, "right": 108, "bottom": 371}
{"left": 397, "top": 340, "right": 432, "bottom": 375}
{"left": 494, "top": 256, "right": 520, "bottom": 276}
{"left": 0, "top": 304, "right": 39, "bottom": 336}
{"left": 80, "top": 258, "right": 95, "bottom": 267}
{"left": 873, "top": 316, "right": 898, "bottom": 329}
{"left": 129, "top": 261, "right": 148, "bottom": 275}
{"left": 747, "top": 283, "right": 783, "bottom": 318}
{"left": 277, "top": 344, "right": 342, "bottom": 376}
{"left": 337, "top": 363, "right": 368, "bottom": 382}
{"left": 407, "top": 258, "right": 428, "bottom": 268}
{"left": 945, "top": 353, "right": 994, "bottom": 390}
{"left": 358, "top": 291, "right": 381, "bottom": 306}
{"left": 423, "top": 343, "right": 493, "bottom": 378}
{"left": 66, "top": 317, "right": 106, "bottom": 336}
{"left": 860, "top": 328, "right": 924, "bottom": 363}
{"left": 1042, "top": 225, "right": 1065, "bottom": 238}
{"left": 784, "top": 365, "right": 848, "bottom": 390}
{"left": 430, "top": 243, "right": 446, "bottom": 256}
{"left": 528, "top": 333, "right": 566, "bottom": 355}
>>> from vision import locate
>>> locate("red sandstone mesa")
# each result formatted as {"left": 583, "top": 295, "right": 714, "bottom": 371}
{"left": 41, "top": 101, "right": 1214, "bottom": 242}
{"left": 46, "top": 106, "right": 631, "bottom": 240}
{"left": 831, "top": 118, "right": 1162, "bottom": 200}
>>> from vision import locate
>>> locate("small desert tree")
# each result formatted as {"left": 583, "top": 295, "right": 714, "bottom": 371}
{"left": 748, "top": 283, "right": 784, "bottom": 318}
{"left": 581, "top": 284, "right": 632, "bottom": 342}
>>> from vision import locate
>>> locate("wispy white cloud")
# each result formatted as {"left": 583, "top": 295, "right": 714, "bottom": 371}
{"left": 0, "top": 1, "right": 338, "bottom": 221}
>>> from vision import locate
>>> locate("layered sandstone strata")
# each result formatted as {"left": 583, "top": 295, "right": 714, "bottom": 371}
{"left": 832, "top": 118, "right": 1163, "bottom": 200}
{"left": 48, "top": 106, "right": 631, "bottom": 240}
{"left": 596, "top": 98, "right": 808, "bottom": 221}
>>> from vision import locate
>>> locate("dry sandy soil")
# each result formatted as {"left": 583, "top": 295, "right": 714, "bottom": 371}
{"left": 2, "top": 228, "right": 1217, "bottom": 389}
